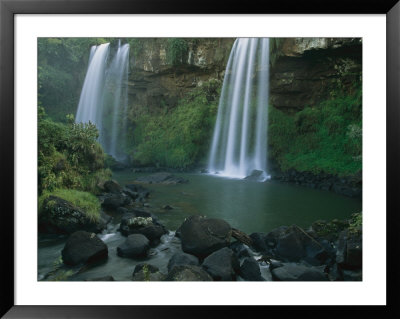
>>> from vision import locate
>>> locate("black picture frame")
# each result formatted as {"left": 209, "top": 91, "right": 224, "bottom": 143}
{"left": 1, "top": 0, "right": 399, "bottom": 317}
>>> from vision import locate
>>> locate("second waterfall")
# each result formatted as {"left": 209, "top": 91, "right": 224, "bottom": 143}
{"left": 208, "top": 38, "right": 270, "bottom": 180}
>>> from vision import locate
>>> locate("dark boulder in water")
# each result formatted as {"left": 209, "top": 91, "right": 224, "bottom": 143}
{"left": 103, "top": 180, "right": 122, "bottom": 194}
{"left": 132, "top": 263, "right": 166, "bottom": 281}
{"left": 239, "top": 257, "right": 264, "bottom": 281}
{"left": 165, "top": 265, "right": 213, "bottom": 281}
{"left": 62, "top": 231, "right": 108, "bottom": 266}
{"left": 179, "top": 215, "right": 232, "bottom": 259}
{"left": 167, "top": 252, "right": 199, "bottom": 272}
{"left": 202, "top": 247, "right": 240, "bottom": 281}
{"left": 135, "top": 172, "right": 188, "bottom": 185}
{"left": 117, "top": 234, "right": 150, "bottom": 258}
{"left": 119, "top": 212, "right": 167, "bottom": 246}
{"left": 271, "top": 263, "right": 328, "bottom": 281}
{"left": 244, "top": 169, "right": 264, "bottom": 181}
{"left": 101, "top": 193, "right": 131, "bottom": 211}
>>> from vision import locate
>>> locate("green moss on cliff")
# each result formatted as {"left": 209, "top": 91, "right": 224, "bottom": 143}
{"left": 129, "top": 80, "right": 221, "bottom": 168}
{"left": 268, "top": 84, "right": 362, "bottom": 176}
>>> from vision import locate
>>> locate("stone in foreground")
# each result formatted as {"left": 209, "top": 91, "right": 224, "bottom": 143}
{"left": 179, "top": 215, "right": 232, "bottom": 259}
{"left": 165, "top": 265, "right": 213, "bottom": 281}
{"left": 62, "top": 231, "right": 108, "bottom": 266}
{"left": 117, "top": 234, "right": 150, "bottom": 258}
{"left": 202, "top": 247, "right": 240, "bottom": 281}
{"left": 271, "top": 263, "right": 328, "bottom": 281}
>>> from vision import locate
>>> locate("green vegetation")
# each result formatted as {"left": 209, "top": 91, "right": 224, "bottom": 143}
{"left": 39, "top": 188, "right": 101, "bottom": 222}
{"left": 129, "top": 80, "right": 221, "bottom": 168}
{"left": 167, "top": 38, "right": 188, "bottom": 65}
{"left": 38, "top": 106, "right": 111, "bottom": 195}
{"left": 268, "top": 84, "right": 362, "bottom": 176}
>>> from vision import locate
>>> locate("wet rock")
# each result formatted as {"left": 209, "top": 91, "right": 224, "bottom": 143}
{"left": 244, "top": 169, "right": 264, "bottom": 181}
{"left": 202, "top": 247, "right": 239, "bottom": 281}
{"left": 163, "top": 205, "right": 173, "bottom": 210}
{"left": 132, "top": 263, "right": 166, "bottom": 281}
{"left": 125, "top": 184, "right": 150, "bottom": 199}
{"left": 165, "top": 265, "right": 213, "bottom": 281}
{"left": 240, "top": 257, "right": 264, "bottom": 281}
{"left": 117, "top": 234, "right": 150, "bottom": 258}
{"left": 229, "top": 241, "right": 251, "bottom": 258}
{"left": 179, "top": 215, "right": 232, "bottom": 258}
{"left": 135, "top": 172, "right": 188, "bottom": 185}
{"left": 103, "top": 180, "right": 122, "bottom": 194}
{"left": 62, "top": 231, "right": 108, "bottom": 266}
{"left": 167, "top": 252, "right": 199, "bottom": 272}
{"left": 249, "top": 232, "right": 270, "bottom": 253}
{"left": 101, "top": 194, "right": 131, "bottom": 211}
{"left": 39, "top": 196, "right": 107, "bottom": 234}
{"left": 271, "top": 263, "right": 328, "bottom": 281}
{"left": 336, "top": 230, "right": 362, "bottom": 269}
{"left": 119, "top": 213, "right": 167, "bottom": 246}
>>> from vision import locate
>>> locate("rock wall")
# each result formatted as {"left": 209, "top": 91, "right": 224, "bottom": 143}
{"left": 270, "top": 38, "right": 362, "bottom": 113}
{"left": 127, "top": 38, "right": 235, "bottom": 113}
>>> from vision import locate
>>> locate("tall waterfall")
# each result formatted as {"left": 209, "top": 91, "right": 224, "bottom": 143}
{"left": 75, "top": 41, "right": 130, "bottom": 162}
{"left": 208, "top": 38, "right": 270, "bottom": 180}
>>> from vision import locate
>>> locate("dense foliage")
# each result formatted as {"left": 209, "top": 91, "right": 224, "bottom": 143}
{"left": 166, "top": 38, "right": 189, "bottom": 66}
{"left": 38, "top": 106, "right": 111, "bottom": 195}
{"left": 129, "top": 80, "right": 221, "bottom": 168}
{"left": 268, "top": 84, "right": 362, "bottom": 176}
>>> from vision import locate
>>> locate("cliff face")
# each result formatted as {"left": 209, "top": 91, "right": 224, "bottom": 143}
{"left": 127, "top": 38, "right": 235, "bottom": 113}
{"left": 270, "top": 38, "right": 362, "bottom": 112}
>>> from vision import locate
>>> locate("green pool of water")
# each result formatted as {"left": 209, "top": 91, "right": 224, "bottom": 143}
{"left": 113, "top": 171, "right": 362, "bottom": 234}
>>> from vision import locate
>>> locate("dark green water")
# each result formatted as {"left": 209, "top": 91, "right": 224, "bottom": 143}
{"left": 113, "top": 171, "right": 362, "bottom": 234}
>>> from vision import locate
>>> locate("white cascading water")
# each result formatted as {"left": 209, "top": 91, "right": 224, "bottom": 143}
{"left": 75, "top": 41, "right": 130, "bottom": 162}
{"left": 208, "top": 38, "right": 270, "bottom": 181}
{"left": 75, "top": 43, "right": 110, "bottom": 136}
{"left": 103, "top": 41, "right": 130, "bottom": 161}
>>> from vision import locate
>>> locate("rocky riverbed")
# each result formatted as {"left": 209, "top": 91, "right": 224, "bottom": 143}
{"left": 38, "top": 173, "right": 362, "bottom": 282}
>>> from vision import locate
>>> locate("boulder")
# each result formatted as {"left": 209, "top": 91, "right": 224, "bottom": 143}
{"left": 202, "top": 247, "right": 239, "bottom": 281}
{"left": 342, "top": 269, "right": 362, "bottom": 281}
{"left": 135, "top": 172, "right": 188, "bottom": 185}
{"left": 271, "top": 263, "right": 328, "bottom": 281}
{"left": 125, "top": 184, "right": 150, "bottom": 199}
{"left": 132, "top": 263, "right": 166, "bottom": 281}
{"left": 229, "top": 241, "right": 251, "bottom": 258}
{"left": 244, "top": 169, "right": 264, "bottom": 181}
{"left": 119, "top": 213, "right": 167, "bottom": 246}
{"left": 240, "top": 257, "right": 264, "bottom": 281}
{"left": 39, "top": 195, "right": 106, "bottom": 234}
{"left": 117, "top": 234, "right": 150, "bottom": 258}
{"left": 249, "top": 232, "right": 270, "bottom": 253}
{"left": 274, "top": 225, "right": 329, "bottom": 265}
{"left": 103, "top": 180, "right": 122, "bottom": 194}
{"left": 101, "top": 194, "right": 131, "bottom": 210}
{"left": 336, "top": 230, "right": 362, "bottom": 269}
{"left": 62, "top": 231, "right": 108, "bottom": 266}
{"left": 179, "top": 215, "right": 232, "bottom": 258}
{"left": 165, "top": 265, "right": 213, "bottom": 281}
{"left": 167, "top": 252, "right": 199, "bottom": 272}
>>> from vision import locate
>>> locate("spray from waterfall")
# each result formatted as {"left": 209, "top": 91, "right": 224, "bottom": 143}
{"left": 75, "top": 41, "right": 130, "bottom": 163}
{"left": 208, "top": 38, "right": 270, "bottom": 181}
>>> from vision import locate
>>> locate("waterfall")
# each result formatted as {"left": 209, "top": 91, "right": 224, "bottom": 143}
{"left": 103, "top": 41, "right": 130, "bottom": 161}
{"left": 75, "top": 43, "right": 110, "bottom": 136}
{"left": 208, "top": 38, "right": 270, "bottom": 181}
{"left": 75, "top": 41, "right": 130, "bottom": 163}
